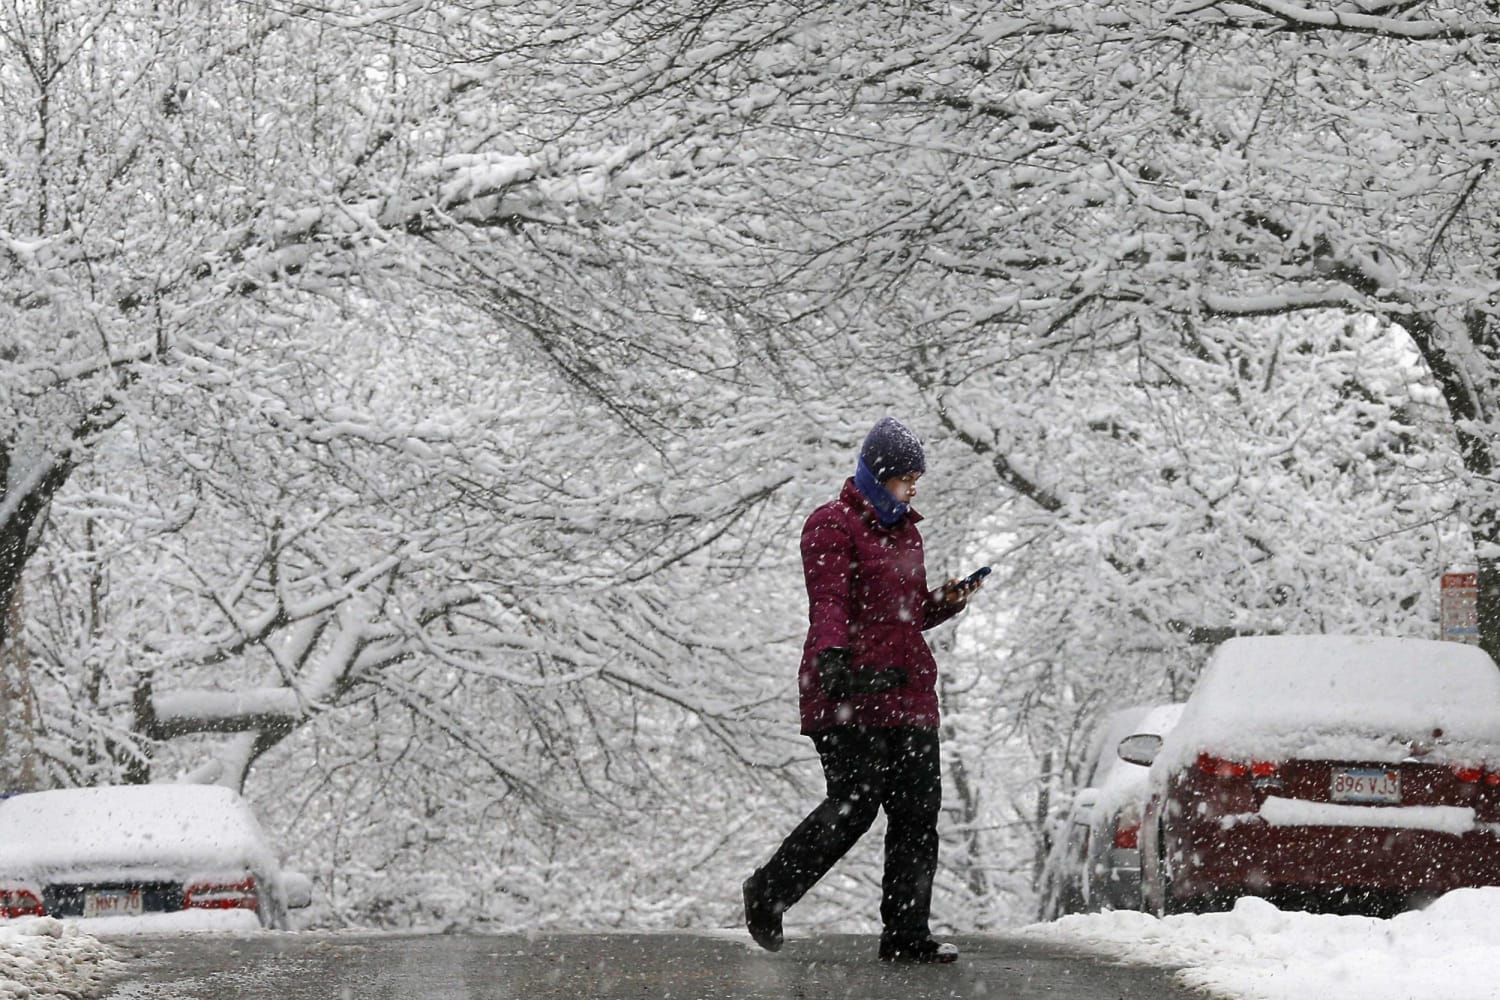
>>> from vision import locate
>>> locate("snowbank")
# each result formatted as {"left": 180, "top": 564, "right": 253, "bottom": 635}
{"left": 1023, "top": 887, "right": 1500, "bottom": 1000}
{"left": 0, "top": 918, "right": 124, "bottom": 999}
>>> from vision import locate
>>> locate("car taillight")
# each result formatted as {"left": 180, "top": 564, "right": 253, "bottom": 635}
{"left": 1453, "top": 766, "right": 1484, "bottom": 783}
{"left": 0, "top": 888, "right": 45, "bottom": 918}
{"left": 1113, "top": 801, "right": 1142, "bottom": 849}
{"left": 184, "top": 877, "right": 258, "bottom": 911}
{"left": 1197, "top": 753, "right": 1249, "bottom": 778}
{"left": 1195, "top": 754, "right": 1280, "bottom": 779}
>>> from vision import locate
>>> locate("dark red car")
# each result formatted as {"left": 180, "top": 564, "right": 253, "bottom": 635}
{"left": 1132, "top": 635, "right": 1500, "bottom": 916}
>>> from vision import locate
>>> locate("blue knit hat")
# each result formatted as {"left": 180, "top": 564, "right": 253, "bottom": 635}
{"left": 859, "top": 417, "right": 926, "bottom": 480}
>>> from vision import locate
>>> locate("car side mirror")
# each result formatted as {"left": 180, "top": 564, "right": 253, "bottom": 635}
{"left": 1117, "top": 733, "right": 1162, "bottom": 767}
{"left": 282, "top": 871, "right": 313, "bottom": 909}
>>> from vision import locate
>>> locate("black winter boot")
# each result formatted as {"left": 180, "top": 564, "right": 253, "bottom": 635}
{"left": 879, "top": 936, "right": 959, "bottom": 964}
{"left": 742, "top": 876, "right": 784, "bottom": 952}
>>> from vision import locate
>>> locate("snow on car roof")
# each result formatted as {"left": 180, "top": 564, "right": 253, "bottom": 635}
{"left": 0, "top": 784, "right": 277, "bottom": 879}
{"left": 1090, "top": 703, "right": 1186, "bottom": 783}
{"left": 1084, "top": 704, "right": 1157, "bottom": 788}
{"left": 1157, "top": 635, "right": 1500, "bottom": 772}
{"left": 1136, "top": 702, "right": 1185, "bottom": 741}
{"left": 1090, "top": 703, "right": 1185, "bottom": 816}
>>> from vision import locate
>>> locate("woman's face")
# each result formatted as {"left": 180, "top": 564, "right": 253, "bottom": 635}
{"left": 884, "top": 471, "right": 922, "bottom": 503}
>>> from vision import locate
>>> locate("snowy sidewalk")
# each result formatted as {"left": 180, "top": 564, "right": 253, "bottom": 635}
{"left": 1, "top": 918, "right": 124, "bottom": 999}
{"left": 1021, "top": 887, "right": 1500, "bottom": 1000}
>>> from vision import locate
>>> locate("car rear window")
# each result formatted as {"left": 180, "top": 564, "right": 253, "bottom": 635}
{"left": 0, "top": 785, "right": 275, "bottom": 878}
{"left": 1160, "top": 635, "right": 1500, "bottom": 770}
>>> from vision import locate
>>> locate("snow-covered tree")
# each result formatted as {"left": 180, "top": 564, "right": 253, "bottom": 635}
{"left": 664, "top": 0, "right": 1498, "bottom": 646}
{"left": 596, "top": 0, "right": 1495, "bottom": 917}
{"left": 5, "top": 0, "right": 1496, "bottom": 929}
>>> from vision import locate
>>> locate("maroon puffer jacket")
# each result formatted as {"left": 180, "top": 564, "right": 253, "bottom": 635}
{"left": 797, "top": 478, "right": 964, "bottom": 733}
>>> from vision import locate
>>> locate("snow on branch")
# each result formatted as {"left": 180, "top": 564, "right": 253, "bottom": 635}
{"left": 1198, "top": 287, "right": 1362, "bottom": 317}
{"left": 1216, "top": 0, "right": 1500, "bottom": 39}
{"left": 934, "top": 408, "right": 1064, "bottom": 514}
{"left": 148, "top": 687, "right": 306, "bottom": 738}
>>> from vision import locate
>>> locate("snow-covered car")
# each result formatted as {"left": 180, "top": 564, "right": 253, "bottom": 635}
{"left": 0, "top": 783, "right": 311, "bottom": 930}
{"left": 1038, "top": 702, "right": 1184, "bottom": 919}
{"left": 1133, "top": 635, "right": 1500, "bottom": 916}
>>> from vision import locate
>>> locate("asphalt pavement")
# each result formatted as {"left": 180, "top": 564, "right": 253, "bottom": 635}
{"left": 101, "top": 929, "right": 1203, "bottom": 999}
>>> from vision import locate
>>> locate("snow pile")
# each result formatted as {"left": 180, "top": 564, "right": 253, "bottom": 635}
{"left": 1023, "top": 887, "right": 1500, "bottom": 1000}
{"left": 80, "top": 910, "right": 264, "bottom": 936}
{"left": 0, "top": 918, "right": 124, "bottom": 999}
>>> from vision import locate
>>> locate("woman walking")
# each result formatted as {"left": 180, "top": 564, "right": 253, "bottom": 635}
{"left": 742, "top": 416, "right": 982, "bottom": 964}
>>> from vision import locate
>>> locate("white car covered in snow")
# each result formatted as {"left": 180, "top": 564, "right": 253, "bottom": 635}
{"left": 1039, "top": 702, "right": 1184, "bottom": 918}
{"left": 0, "top": 783, "right": 311, "bottom": 930}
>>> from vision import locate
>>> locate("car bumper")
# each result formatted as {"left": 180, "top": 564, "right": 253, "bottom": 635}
{"left": 1174, "top": 818, "right": 1500, "bottom": 897}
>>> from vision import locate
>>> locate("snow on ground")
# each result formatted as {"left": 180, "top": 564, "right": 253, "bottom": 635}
{"left": 11, "top": 889, "right": 1500, "bottom": 998}
{"left": 1022, "top": 887, "right": 1500, "bottom": 1000}
{"left": 0, "top": 918, "right": 125, "bottom": 999}
{"left": 0, "top": 913, "right": 267, "bottom": 998}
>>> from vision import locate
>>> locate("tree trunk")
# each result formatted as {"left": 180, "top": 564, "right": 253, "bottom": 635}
{"left": 1472, "top": 528, "right": 1500, "bottom": 666}
{"left": 1, "top": 448, "right": 76, "bottom": 653}
{"left": 1406, "top": 306, "right": 1500, "bottom": 663}
{"left": 938, "top": 673, "right": 990, "bottom": 906}
{"left": 0, "top": 580, "right": 39, "bottom": 793}
{"left": 1033, "top": 748, "right": 1053, "bottom": 890}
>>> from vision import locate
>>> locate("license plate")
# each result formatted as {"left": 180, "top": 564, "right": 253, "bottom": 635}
{"left": 1330, "top": 767, "right": 1401, "bottom": 804}
{"left": 83, "top": 889, "right": 143, "bottom": 918}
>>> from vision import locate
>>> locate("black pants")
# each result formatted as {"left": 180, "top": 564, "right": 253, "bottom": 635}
{"left": 749, "top": 725, "right": 941, "bottom": 939}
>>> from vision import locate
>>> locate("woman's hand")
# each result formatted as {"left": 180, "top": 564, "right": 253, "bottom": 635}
{"left": 940, "top": 574, "right": 984, "bottom": 607}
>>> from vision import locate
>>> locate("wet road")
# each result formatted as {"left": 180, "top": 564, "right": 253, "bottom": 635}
{"left": 102, "top": 930, "right": 1200, "bottom": 999}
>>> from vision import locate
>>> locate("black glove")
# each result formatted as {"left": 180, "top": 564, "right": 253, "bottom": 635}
{"left": 816, "top": 648, "right": 906, "bottom": 699}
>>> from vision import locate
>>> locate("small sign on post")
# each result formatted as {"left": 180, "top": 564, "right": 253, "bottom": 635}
{"left": 1441, "top": 572, "right": 1479, "bottom": 644}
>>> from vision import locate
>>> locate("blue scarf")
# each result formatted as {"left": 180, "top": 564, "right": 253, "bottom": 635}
{"left": 854, "top": 457, "right": 909, "bottom": 526}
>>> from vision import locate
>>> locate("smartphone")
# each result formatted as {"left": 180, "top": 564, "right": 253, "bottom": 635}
{"left": 956, "top": 566, "right": 991, "bottom": 589}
